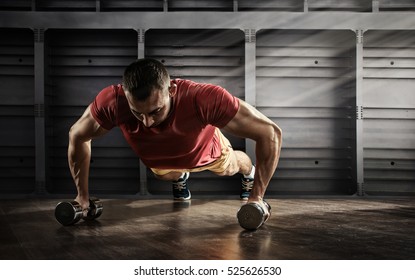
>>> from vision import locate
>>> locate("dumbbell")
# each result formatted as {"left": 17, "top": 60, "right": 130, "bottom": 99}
{"left": 237, "top": 200, "right": 271, "bottom": 230}
{"left": 55, "top": 197, "right": 103, "bottom": 226}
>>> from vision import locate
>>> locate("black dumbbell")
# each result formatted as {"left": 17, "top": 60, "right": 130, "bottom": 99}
{"left": 237, "top": 200, "right": 271, "bottom": 230}
{"left": 55, "top": 197, "right": 103, "bottom": 226}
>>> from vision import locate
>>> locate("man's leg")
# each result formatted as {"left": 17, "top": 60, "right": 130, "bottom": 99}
{"left": 214, "top": 150, "right": 252, "bottom": 176}
{"left": 214, "top": 149, "right": 255, "bottom": 200}
{"left": 234, "top": 150, "right": 254, "bottom": 177}
{"left": 153, "top": 171, "right": 183, "bottom": 181}
{"left": 237, "top": 151, "right": 256, "bottom": 200}
{"left": 205, "top": 129, "right": 256, "bottom": 200}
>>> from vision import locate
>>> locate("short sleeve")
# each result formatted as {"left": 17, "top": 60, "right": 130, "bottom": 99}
{"left": 90, "top": 85, "right": 118, "bottom": 130}
{"left": 194, "top": 84, "right": 240, "bottom": 128}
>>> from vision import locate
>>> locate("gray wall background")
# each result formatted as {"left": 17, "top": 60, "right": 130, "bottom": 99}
{"left": 0, "top": 0, "right": 414, "bottom": 197}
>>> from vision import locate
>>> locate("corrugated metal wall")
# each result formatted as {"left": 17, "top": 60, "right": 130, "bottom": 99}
{"left": 2, "top": 0, "right": 415, "bottom": 12}
{"left": 363, "top": 30, "right": 415, "bottom": 195}
{"left": 0, "top": 28, "right": 35, "bottom": 194}
{"left": 0, "top": 1, "right": 414, "bottom": 197}
{"left": 45, "top": 29, "right": 140, "bottom": 194}
{"left": 256, "top": 30, "right": 356, "bottom": 195}
{"left": 145, "top": 29, "right": 245, "bottom": 195}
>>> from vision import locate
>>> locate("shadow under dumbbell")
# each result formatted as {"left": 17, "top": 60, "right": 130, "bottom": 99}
{"left": 55, "top": 220, "right": 102, "bottom": 235}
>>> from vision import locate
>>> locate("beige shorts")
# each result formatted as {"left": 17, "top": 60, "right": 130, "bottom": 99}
{"left": 151, "top": 128, "right": 234, "bottom": 176}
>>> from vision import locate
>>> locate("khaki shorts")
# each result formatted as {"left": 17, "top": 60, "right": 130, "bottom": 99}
{"left": 151, "top": 128, "right": 234, "bottom": 176}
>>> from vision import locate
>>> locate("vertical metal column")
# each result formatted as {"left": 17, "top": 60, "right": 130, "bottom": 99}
{"left": 233, "top": 0, "right": 238, "bottom": 12}
{"left": 137, "top": 29, "right": 145, "bottom": 59}
{"left": 355, "top": 29, "right": 365, "bottom": 196}
{"left": 95, "top": 0, "right": 101, "bottom": 12}
{"left": 163, "top": 0, "right": 168, "bottom": 12}
{"left": 137, "top": 29, "right": 148, "bottom": 195}
{"left": 34, "top": 28, "right": 46, "bottom": 194}
{"left": 245, "top": 29, "right": 256, "bottom": 159}
{"left": 304, "top": 0, "right": 309, "bottom": 12}
{"left": 372, "top": 1, "right": 380, "bottom": 12}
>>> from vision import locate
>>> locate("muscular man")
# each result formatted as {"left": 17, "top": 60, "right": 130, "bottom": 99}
{"left": 68, "top": 58, "right": 281, "bottom": 217}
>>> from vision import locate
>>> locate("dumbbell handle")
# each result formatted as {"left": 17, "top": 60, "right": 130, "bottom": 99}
{"left": 263, "top": 200, "right": 271, "bottom": 222}
{"left": 83, "top": 198, "right": 103, "bottom": 220}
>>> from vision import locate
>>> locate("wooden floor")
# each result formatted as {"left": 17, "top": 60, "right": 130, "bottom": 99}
{"left": 0, "top": 196, "right": 414, "bottom": 260}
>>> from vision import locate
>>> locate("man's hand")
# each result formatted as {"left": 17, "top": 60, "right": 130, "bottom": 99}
{"left": 247, "top": 196, "right": 270, "bottom": 219}
{"left": 75, "top": 195, "right": 89, "bottom": 211}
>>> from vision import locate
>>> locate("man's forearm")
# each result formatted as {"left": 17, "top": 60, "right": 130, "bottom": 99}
{"left": 68, "top": 139, "right": 91, "bottom": 199}
{"left": 249, "top": 124, "right": 282, "bottom": 200}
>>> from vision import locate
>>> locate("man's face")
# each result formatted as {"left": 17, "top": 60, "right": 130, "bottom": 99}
{"left": 125, "top": 84, "right": 174, "bottom": 128}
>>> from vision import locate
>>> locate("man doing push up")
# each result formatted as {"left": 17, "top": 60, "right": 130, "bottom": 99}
{"left": 68, "top": 58, "right": 282, "bottom": 219}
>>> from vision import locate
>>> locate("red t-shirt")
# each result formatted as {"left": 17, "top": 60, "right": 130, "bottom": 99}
{"left": 90, "top": 79, "right": 240, "bottom": 169}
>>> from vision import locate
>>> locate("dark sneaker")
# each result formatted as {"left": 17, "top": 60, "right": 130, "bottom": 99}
{"left": 240, "top": 177, "right": 254, "bottom": 200}
{"left": 172, "top": 172, "right": 191, "bottom": 200}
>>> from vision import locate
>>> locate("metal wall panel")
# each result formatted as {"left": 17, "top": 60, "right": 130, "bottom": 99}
{"left": 36, "top": 0, "right": 96, "bottom": 11}
{"left": 0, "top": 7, "right": 414, "bottom": 197}
{"left": 1, "top": 0, "right": 415, "bottom": 12}
{"left": 45, "top": 29, "right": 140, "bottom": 195}
{"left": 0, "top": 28, "right": 35, "bottom": 194}
{"left": 378, "top": 0, "right": 415, "bottom": 11}
{"left": 238, "top": 0, "right": 303, "bottom": 11}
{"left": 363, "top": 30, "right": 415, "bottom": 195}
{"left": 256, "top": 30, "right": 357, "bottom": 195}
{"left": 145, "top": 29, "right": 245, "bottom": 195}
{"left": 101, "top": 0, "right": 164, "bottom": 11}
{"left": 308, "top": 0, "right": 372, "bottom": 12}
{"left": 168, "top": 0, "right": 234, "bottom": 11}
{"left": 0, "top": 0, "right": 32, "bottom": 11}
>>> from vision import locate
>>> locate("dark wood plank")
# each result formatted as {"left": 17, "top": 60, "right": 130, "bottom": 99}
{"left": 0, "top": 197, "right": 414, "bottom": 259}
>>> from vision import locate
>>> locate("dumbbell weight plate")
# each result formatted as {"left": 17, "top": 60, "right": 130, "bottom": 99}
{"left": 55, "top": 201, "right": 83, "bottom": 226}
{"left": 237, "top": 203, "right": 266, "bottom": 230}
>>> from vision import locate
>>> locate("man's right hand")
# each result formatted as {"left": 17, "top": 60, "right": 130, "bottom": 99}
{"left": 75, "top": 196, "right": 90, "bottom": 214}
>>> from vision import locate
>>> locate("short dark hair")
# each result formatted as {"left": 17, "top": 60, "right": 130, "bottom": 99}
{"left": 122, "top": 58, "right": 170, "bottom": 101}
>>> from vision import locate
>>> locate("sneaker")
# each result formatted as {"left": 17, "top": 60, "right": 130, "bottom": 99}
{"left": 172, "top": 172, "right": 191, "bottom": 200}
{"left": 240, "top": 177, "right": 254, "bottom": 200}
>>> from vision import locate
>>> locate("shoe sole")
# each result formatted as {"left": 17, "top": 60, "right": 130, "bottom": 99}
{"left": 173, "top": 190, "right": 191, "bottom": 201}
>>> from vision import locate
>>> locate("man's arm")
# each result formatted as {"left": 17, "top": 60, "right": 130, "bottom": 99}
{"left": 68, "top": 105, "right": 109, "bottom": 210}
{"left": 222, "top": 99, "right": 282, "bottom": 204}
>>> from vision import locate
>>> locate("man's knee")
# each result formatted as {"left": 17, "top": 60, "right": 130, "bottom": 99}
{"left": 153, "top": 171, "right": 183, "bottom": 181}
{"left": 213, "top": 148, "right": 241, "bottom": 176}
{"left": 214, "top": 162, "right": 239, "bottom": 177}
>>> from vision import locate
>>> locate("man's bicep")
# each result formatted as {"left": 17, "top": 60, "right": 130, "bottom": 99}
{"left": 70, "top": 105, "right": 109, "bottom": 142}
{"left": 222, "top": 100, "right": 272, "bottom": 141}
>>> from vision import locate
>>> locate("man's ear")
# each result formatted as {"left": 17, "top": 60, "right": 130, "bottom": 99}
{"left": 168, "top": 82, "right": 177, "bottom": 98}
